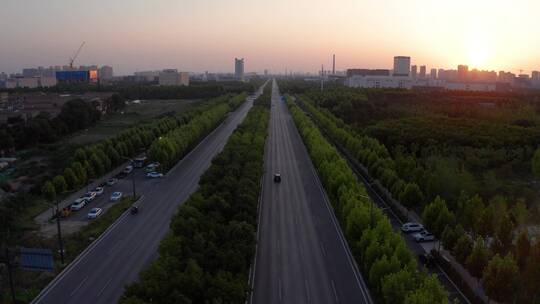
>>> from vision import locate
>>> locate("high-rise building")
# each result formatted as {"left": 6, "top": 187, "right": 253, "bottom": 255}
{"left": 419, "top": 65, "right": 427, "bottom": 78}
{"left": 393, "top": 56, "right": 411, "bottom": 76}
{"left": 411, "top": 65, "right": 417, "bottom": 78}
{"left": 159, "top": 69, "right": 189, "bottom": 86}
{"left": 532, "top": 71, "right": 540, "bottom": 81}
{"left": 458, "top": 65, "right": 469, "bottom": 80}
{"left": 235, "top": 58, "right": 245, "bottom": 81}
{"left": 99, "top": 66, "right": 114, "bottom": 81}
{"left": 430, "top": 68, "right": 437, "bottom": 79}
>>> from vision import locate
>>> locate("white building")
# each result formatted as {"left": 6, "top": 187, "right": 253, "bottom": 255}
{"left": 346, "top": 75, "right": 414, "bottom": 89}
{"left": 445, "top": 81, "right": 496, "bottom": 92}
{"left": 159, "top": 69, "right": 189, "bottom": 86}
{"left": 99, "top": 66, "right": 114, "bottom": 81}
{"left": 235, "top": 58, "right": 245, "bottom": 81}
{"left": 16, "top": 77, "right": 39, "bottom": 88}
{"left": 393, "top": 56, "right": 410, "bottom": 76}
{"left": 39, "top": 76, "right": 57, "bottom": 87}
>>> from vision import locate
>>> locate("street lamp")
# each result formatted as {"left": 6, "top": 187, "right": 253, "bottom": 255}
{"left": 121, "top": 157, "right": 137, "bottom": 198}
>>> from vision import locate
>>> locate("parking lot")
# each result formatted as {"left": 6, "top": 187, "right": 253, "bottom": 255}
{"left": 35, "top": 161, "right": 165, "bottom": 236}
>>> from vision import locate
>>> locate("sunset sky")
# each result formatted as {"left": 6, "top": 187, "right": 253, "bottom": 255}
{"left": 1, "top": 0, "right": 539, "bottom": 75}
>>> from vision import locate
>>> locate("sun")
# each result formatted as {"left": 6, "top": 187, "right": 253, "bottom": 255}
{"left": 467, "top": 42, "right": 490, "bottom": 69}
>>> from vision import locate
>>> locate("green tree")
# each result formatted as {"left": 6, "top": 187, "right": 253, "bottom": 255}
{"left": 63, "top": 167, "right": 79, "bottom": 189}
{"left": 532, "top": 147, "right": 540, "bottom": 179}
{"left": 524, "top": 242, "right": 540, "bottom": 301}
{"left": 483, "top": 254, "right": 519, "bottom": 303}
{"left": 466, "top": 237, "right": 491, "bottom": 279}
{"left": 381, "top": 269, "right": 416, "bottom": 304}
{"left": 41, "top": 181, "right": 56, "bottom": 202}
{"left": 404, "top": 275, "right": 448, "bottom": 304}
{"left": 453, "top": 235, "right": 473, "bottom": 264}
{"left": 515, "top": 230, "right": 530, "bottom": 270}
{"left": 52, "top": 175, "right": 68, "bottom": 195}
{"left": 492, "top": 215, "right": 514, "bottom": 255}
{"left": 399, "top": 183, "right": 424, "bottom": 208}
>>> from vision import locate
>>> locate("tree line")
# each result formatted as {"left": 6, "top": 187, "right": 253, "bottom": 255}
{"left": 41, "top": 93, "right": 247, "bottom": 197}
{"left": 287, "top": 99, "right": 448, "bottom": 303}
{"left": 120, "top": 86, "right": 271, "bottom": 303}
{"left": 295, "top": 93, "right": 540, "bottom": 303}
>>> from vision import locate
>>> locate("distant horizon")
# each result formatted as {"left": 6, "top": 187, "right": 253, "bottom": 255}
{"left": 1, "top": 0, "right": 539, "bottom": 75}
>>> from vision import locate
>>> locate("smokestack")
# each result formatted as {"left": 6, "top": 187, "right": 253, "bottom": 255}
{"left": 332, "top": 54, "right": 335, "bottom": 75}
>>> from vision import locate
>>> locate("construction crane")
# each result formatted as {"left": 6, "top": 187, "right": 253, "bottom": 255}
{"left": 69, "top": 41, "right": 85, "bottom": 69}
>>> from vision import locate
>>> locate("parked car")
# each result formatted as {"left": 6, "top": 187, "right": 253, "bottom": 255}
{"left": 413, "top": 230, "right": 436, "bottom": 242}
{"left": 274, "top": 173, "right": 281, "bottom": 183}
{"left": 145, "top": 162, "right": 160, "bottom": 172}
{"left": 401, "top": 222, "right": 424, "bottom": 233}
{"left": 146, "top": 171, "right": 163, "bottom": 178}
{"left": 70, "top": 198, "right": 88, "bottom": 211}
{"left": 94, "top": 187, "right": 104, "bottom": 196}
{"left": 82, "top": 191, "right": 97, "bottom": 201}
{"left": 133, "top": 156, "right": 148, "bottom": 168}
{"left": 123, "top": 165, "right": 134, "bottom": 174}
{"left": 110, "top": 191, "right": 123, "bottom": 201}
{"left": 87, "top": 208, "right": 103, "bottom": 219}
{"left": 106, "top": 178, "right": 118, "bottom": 186}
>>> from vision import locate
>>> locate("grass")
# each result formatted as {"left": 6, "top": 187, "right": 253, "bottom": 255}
{"left": 64, "top": 195, "right": 138, "bottom": 262}
{"left": 68, "top": 99, "right": 200, "bottom": 145}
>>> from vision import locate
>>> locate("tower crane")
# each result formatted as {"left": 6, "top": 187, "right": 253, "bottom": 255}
{"left": 69, "top": 42, "right": 86, "bottom": 69}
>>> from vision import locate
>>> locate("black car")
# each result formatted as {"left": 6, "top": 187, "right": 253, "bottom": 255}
{"left": 274, "top": 173, "right": 281, "bottom": 183}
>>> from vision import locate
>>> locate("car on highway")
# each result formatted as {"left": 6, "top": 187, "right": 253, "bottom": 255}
{"left": 146, "top": 171, "right": 163, "bottom": 178}
{"left": 82, "top": 191, "right": 97, "bottom": 201}
{"left": 110, "top": 191, "right": 123, "bottom": 202}
{"left": 94, "top": 187, "right": 104, "bottom": 196}
{"left": 274, "top": 173, "right": 281, "bottom": 183}
{"left": 401, "top": 222, "right": 424, "bottom": 233}
{"left": 106, "top": 178, "right": 118, "bottom": 186}
{"left": 123, "top": 165, "right": 134, "bottom": 174}
{"left": 413, "top": 230, "right": 436, "bottom": 242}
{"left": 87, "top": 208, "right": 103, "bottom": 219}
{"left": 70, "top": 198, "right": 88, "bottom": 211}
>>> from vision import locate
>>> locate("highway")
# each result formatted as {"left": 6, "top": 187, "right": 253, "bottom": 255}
{"left": 251, "top": 80, "right": 372, "bottom": 304}
{"left": 31, "top": 84, "right": 266, "bottom": 304}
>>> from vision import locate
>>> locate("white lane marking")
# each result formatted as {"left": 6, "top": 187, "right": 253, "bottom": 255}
{"left": 279, "top": 278, "right": 283, "bottom": 303}
{"left": 319, "top": 242, "right": 327, "bottom": 257}
{"left": 97, "top": 277, "right": 112, "bottom": 298}
{"left": 331, "top": 279, "right": 339, "bottom": 304}
{"left": 304, "top": 279, "right": 311, "bottom": 303}
{"left": 69, "top": 275, "right": 88, "bottom": 297}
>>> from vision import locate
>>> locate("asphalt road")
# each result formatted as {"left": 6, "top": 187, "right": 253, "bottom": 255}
{"left": 251, "top": 80, "right": 372, "bottom": 304}
{"left": 32, "top": 84, "right": 266, "bottom": 304}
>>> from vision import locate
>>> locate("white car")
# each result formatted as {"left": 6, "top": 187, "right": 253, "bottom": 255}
{"left": 70, "top": 198, "right": 87, "bottom": 211}
{"left": 146, "top": 171, "right": 163, "bottom": 178}
{"left": 145, "top": 162, "right": 160, "bottom": 172}
{"left": 94, "top": 187, "right": 104, "bottom": 196}
{"left": 401, "top": 222, "right": 424, "bottom": 233}
{"left": 87, "top": 208, "right": 103, "bottom": 219}
{"left": 123, "top": 165, "right": 134, "bottom": 174}
{"left": 82, "top": 191, "right": 97, "bottom": 201}
{"left": 110, "top": 191, "right": 123, "bottom": 201}
{"left": 106, "top": 178, "right": 118, "bottom": 186}
{"left": 413, "top": 230, "right": 436, "bottom": 242}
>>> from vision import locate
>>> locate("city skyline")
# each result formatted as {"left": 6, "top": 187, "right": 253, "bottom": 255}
{"left": 1, "top": 0, "right": 540, "bottom": 75}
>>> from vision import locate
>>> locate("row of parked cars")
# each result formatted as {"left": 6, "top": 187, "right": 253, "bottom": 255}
{"left": 401, "top": 222, "right": 436, "bottom": 242}
{"left": 67, "top": 159, "right": 162, "bottom": 220}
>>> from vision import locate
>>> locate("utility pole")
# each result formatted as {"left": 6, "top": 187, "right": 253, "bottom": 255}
{"left": 122, "top": 157, "right": 137, "bottom": 198}
{"left": 55, "top": 199, "right": 65, "bottom": 265}
{"left": 3, "top": 247, "right": 16, "bottom": 303}
{"left": 320, "top": 64, "right": 325, "bottom": 92}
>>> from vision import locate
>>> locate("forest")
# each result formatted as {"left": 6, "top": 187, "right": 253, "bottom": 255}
{"left": 120, "top": 86, "right": 270, "bottom": 303}
{"left": 285, "top": 81, "right": 540, "bottom": 303}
